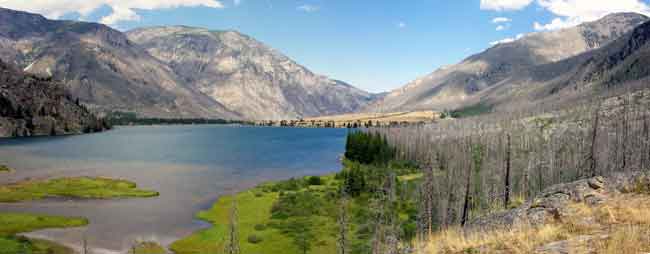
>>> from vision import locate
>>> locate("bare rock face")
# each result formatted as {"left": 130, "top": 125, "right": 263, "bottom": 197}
{"left": 0, "top": 8, "right": 374, "bottom": 120}
{"left": 127, "top": 26, "right": 376, "bottom": 120}
{"left": 468, "top": 171, "right": 650, "bottom": 230}
{"left": 0, "top": 8, "right": 238, "bottom": 119}
{"left": 0, "top": 60, "right": 107, "bottom": 137}
{"left": 368, "top": 13, "right": 649, "bottom": 113}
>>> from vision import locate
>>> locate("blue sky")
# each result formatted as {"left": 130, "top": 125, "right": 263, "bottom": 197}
{"left": 2, "top": 0, "right": 650, "bottom": 92}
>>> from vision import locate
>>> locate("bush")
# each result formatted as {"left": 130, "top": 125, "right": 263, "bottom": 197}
{"left": 254, "top": 224, "right": 267, "bottom": 231}
{"left": 307, "top": 176, "right": 322, "bottom": 186}
{"left": 247, "top": 234, "right": 263, "bottom": 244}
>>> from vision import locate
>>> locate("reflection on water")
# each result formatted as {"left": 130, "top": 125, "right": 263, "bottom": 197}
{"left": 0, "top": 125, "right": 347, "bottom": 253}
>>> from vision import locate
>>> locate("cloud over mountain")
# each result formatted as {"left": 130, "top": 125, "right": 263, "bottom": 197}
{"left": 0, "top": 0, "right": 224, "bottom": 25}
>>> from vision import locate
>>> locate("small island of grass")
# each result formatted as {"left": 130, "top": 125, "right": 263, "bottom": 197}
{"left": 132, "top": 241, "right": 167, "bottom": 254}
{"left": 0, "top": 176, "right": 160, "bottom": 203}
{"left": 0, "top": 212, "right": 88, "bottom": 254}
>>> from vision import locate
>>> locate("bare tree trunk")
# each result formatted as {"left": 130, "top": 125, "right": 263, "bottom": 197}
{"left": 504, "top": 133, "right": 511, "bottom": 209}
{"left": 461, "top": 143, "right": 472, "bottom": 227}
{"left": 82, "top": 234, "right": 89, "bottom": 254}
{"left": 588, "top": 104, "right": 601, "bottom": 177}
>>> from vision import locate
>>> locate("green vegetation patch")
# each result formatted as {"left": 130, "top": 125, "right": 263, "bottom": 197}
{"left": 0, "top": 213, "right": 88, "bottom": 236}
{"left": 0, "top": 177, "right": 159, "bottom": 203}
{"left": 132, "top": 241, "right": 167, "bottom": 254}
{"left": 0, "top": 165, "right": 11, "bottom": 173}
{"left": 170, "top": 189, "right": 298, "bottom": 254}
{"left": 448, "top": 102, "right": 493, "bottom": 118}
{"left": 0, "top": 236, "right": 75, "bottom": 254}
{"left": 0, "top": 213, "right": 87, "bottom": 254}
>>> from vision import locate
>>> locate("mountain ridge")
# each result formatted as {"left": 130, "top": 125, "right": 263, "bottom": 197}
{"left": 126, "top": 25, "right": 375, "bottom": 120}
{"left": 0, "top": 8, "right": 375, "bottom": 121}
{"left": 368, "top": 12, "right": 650, "bottom": 113}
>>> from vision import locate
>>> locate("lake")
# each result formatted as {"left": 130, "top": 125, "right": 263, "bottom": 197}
{"left": 0, "top": 125, "right": 348, "bottom": 253}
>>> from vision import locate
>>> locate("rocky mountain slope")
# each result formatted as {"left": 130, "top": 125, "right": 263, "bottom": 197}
{"left": 369, "top": 13, "right": 649, "bottom": 113}
{"left": 0, "top": 8, "right": 375, "bottom": 120}
{"left": 478, "top": 17, "right": 650, "bottom": 111}
{"left": 0, "top": 60, "right": 107, "bottom": 137}
{"left": 126, "top": 26, "right": 375, "bottom": 120}
{"left": 0, "top": 8, "right": 238, "bottom": 119}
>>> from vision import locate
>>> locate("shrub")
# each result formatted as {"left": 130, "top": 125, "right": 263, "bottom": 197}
{"left": 254, "top": 224, "right": 267, "bottom": 231}
{"left": 247, "top": 234, "right": 263, "bottom": 244}
{"left": 307, "top": 176, "right": 322, "bottom": 186}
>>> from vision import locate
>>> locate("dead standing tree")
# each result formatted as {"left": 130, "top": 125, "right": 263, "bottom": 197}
{"left": 504, "top": 133, "right": 512, "bottom": 209}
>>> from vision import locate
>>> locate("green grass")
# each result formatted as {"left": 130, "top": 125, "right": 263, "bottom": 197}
{"left": 450, "top": 102, "right": 493, "bottom": 118}
{"left": 0, "top": 177, "right": 159, "bottom": 202}
{"left": 0, "top": 213, "right": 88, "bottom": 236}
{"left": 170, "top": 188, "right": 300, "bottom": 254}
{"left": 0, "top": 165, "right": 11, "bottom": 173}
{"left": 0, "top": 213, "right": 88, "bottom": 254}
{"left": 171, "top": 169, "right": 419, "bottom": 254}
{"left": 0, "top": 237, "right": 76, "bottom": 254}
{"left": 132, "top": 241, "right": 167, "bottom": 254}
{"left": 397, "top": 173, "right": 423, "bottom": 182}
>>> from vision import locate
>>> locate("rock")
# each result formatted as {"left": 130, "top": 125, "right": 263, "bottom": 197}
{"left": 468, "top": 171, "right": 650, "bottom": 231}
{"left": 535, "top": 235, "right": 602, "bottom": 254}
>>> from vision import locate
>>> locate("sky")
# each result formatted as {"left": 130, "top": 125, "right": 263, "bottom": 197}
{"left": 1, "top": 0, "right": 649, "bottom": 93}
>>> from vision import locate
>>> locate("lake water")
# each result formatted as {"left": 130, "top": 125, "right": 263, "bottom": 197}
{"left": 0, "top": 125, "right": 347, "bottom": 253}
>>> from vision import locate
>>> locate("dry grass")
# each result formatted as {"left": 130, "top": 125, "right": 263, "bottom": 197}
{"left": 304, "top": 111, "right": 439, "bottom": 124}
{"left": 595, "top": 225, "right": 650, "bottom": 254}
{"left": 425, "top": 193, "right": 650, "bottom": 254}
{"left": 425, "top": 224, "right": 567, "bottom": 254}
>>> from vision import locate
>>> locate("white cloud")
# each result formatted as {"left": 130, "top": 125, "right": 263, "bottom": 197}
{"left": 233, "top": 0, "right": 241, "bottom": 6}
{"left": 297, "top": 4, "right": 319, "bottom": 12}
{"left": 496, "top": 25, "right": 507, "bottom": 31}
{"left": 492, "top": 17, "right": 512, "bottom": 23}
{"left": 533, "top": 0, "right": 650, "bottom": 31}
{"left": 397, "top": 21, "right": 406, "bottom": 29}
{"left": 490, "top": 33, "right": 525, "bottom": 45}
{"left": 0, "top": 0, "right": 224, "bottom": 25}
{"left": 481, "top": 0, "right": 533, "bottom": 11}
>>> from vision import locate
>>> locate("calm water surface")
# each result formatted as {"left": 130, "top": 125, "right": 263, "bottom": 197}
{"left": 0, "top": 125, "right": 347, "bottom": 253}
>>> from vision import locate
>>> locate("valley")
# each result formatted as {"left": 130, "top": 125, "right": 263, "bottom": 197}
{"left": 1, "top": 3, "right": 650, "bottom": 254}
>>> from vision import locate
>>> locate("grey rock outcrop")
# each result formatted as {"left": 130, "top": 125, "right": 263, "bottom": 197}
{"left": 468, "top": 171, "right": 650, "bottom": 230}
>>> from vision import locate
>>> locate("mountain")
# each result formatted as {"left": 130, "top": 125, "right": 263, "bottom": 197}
{"left": 0, "top": 8, "right": 374, "bottom": 120}
{"left": 0, "top": 60, "right": 107, "bottom": 137}
{"left": 369, "top": 13, "right": 649, "bottom": 112}
{"left": 0, "top": 8, "right": 238, "bottom": 119}
{"left": 477, "top": 17, "right": 650, "bottom": 109}
{"left": 126, "top": 26, "right": 375, "bottom": 120}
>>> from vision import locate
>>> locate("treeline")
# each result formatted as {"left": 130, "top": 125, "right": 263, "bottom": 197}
{"left": 344, "top": 131, "right": 395, "bottom": 165}
{"left": 106, "top": 111, "right": 250, "bottom": 126}
{"left": 369, "top": 89, "right": 650, "bottom": 245}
